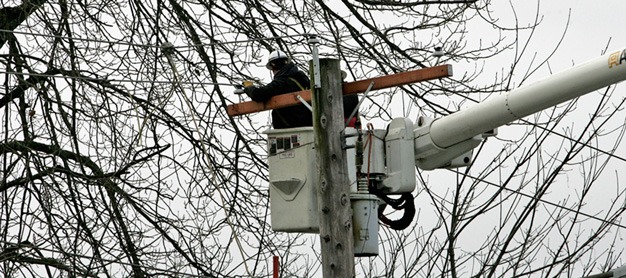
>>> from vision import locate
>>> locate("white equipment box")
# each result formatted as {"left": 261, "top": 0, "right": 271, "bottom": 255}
{"left": 265, "top": 127, "right": 357, "bottom": 233}
{"left": 265, "top": 127, "right": 319, "bottom": 233}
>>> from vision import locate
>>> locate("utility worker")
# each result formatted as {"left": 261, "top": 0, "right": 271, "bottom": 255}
{"left": 244, "top": 50, "right": 359, "bottom": 129}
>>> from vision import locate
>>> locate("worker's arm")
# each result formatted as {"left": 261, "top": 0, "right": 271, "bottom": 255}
{"left": 243, "top": 77, "right": 292, "bottom": 102}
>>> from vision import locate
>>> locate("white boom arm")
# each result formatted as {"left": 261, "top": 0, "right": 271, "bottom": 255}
{"left": 413, "top": 48, "right": 626, "bottom": 170}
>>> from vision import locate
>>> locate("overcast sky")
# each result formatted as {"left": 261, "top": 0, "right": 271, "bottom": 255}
{"left": 409, "top": 2, "right": 626, "bottom": 275}
{"left": 497, "top": 0, "right": 626, "bottom": 76}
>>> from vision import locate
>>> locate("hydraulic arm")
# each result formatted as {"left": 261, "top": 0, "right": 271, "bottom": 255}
{"left": 413, "top": 48, "right": 626, "bottom": 170}
{"left": 263, "top": 48, "right": 626, "bottom": 257}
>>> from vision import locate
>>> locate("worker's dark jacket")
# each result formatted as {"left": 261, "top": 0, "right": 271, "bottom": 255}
{"left": 244, "top": 63, "right": 313, "bottom": 129}
{"left": 245, "top": 62, "right": 359, "bottom": 129}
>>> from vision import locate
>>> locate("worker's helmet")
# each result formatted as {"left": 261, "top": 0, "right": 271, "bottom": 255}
{"left": 266, "top": 50, "right": 290, "bottom": 70}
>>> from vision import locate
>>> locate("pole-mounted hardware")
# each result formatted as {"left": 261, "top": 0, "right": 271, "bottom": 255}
{"left": 296, "top": 95, "right": 313, "bottom": 111}
{"left": 345, "top": 81, "right": 374, "bottom": 126}
{"left": 308, "top": 34, "right": 322, "bottom": 89}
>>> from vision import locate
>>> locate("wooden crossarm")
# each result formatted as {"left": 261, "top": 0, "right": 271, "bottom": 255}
{"left": 226, "top": 64, "right": 452, "bottom": 117}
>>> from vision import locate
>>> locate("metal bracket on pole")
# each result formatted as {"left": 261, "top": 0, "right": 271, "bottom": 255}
{"left": 308, "top": 34, "right": 321, "bottom": 89}
{"left": 296, "top": 95, "right": 313, "bottom": 111}
{"left": 345, "top": 81, "right": 374, "bottom": 127}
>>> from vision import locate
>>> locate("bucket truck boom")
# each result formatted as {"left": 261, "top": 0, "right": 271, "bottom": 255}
{"left": 412, "top": 48, "right": 626, "bottom": 171}
{"left": 357, "top": 48, "right": 626, "bottom": 235}
{"left": 263, "top": 48, "right": 626, "bottom": 253}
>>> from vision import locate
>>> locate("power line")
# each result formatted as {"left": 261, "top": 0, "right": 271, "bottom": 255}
{"left": 0, "top": 71, "right": 237, "bottom": 87}
{"left": 448, "top": 169, "right": 626, "bottom": 230}
{"left": 0, "top": 28, "right": 308, "bottom": 50}
{"left": 0, "top": 29, "right": 156, "bottom": 49}
{"left": 0, "top": 240, "right": 210, "bottom": 277}
{"left": 520, "top": 118, "right": 626, "bottom": 164}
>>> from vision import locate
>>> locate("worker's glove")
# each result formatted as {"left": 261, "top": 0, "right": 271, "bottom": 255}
{"left": 241, "top": 80, "right": 256, "bottom": 99}
{"left": 242, "top": 80, "right": 254, "bottom": 88}
{"left": 243, "top": 83, "right": 256, "bottom": 100}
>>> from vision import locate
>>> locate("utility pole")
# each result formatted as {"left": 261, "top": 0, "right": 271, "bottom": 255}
{"left": 311, "top": 58, "right": 355, "bottom": 277}
{"left": 226, "top": 57, "right": 451, "bottom": 277}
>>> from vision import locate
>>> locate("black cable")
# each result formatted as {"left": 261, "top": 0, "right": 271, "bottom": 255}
{"left": 0, "top": 29, "right": 308, "bottom": 49}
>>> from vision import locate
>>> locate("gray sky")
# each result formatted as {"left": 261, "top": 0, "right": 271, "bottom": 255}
{"left": 404, "top": 2, "right": 626, "bottom": 276}
{"left": 497, "top": 0, "right": 626, "bottom": 77}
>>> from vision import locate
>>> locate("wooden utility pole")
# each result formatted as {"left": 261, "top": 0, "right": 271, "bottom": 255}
{"left": 312, "top": 58, "right": 354, "bottom": 277}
